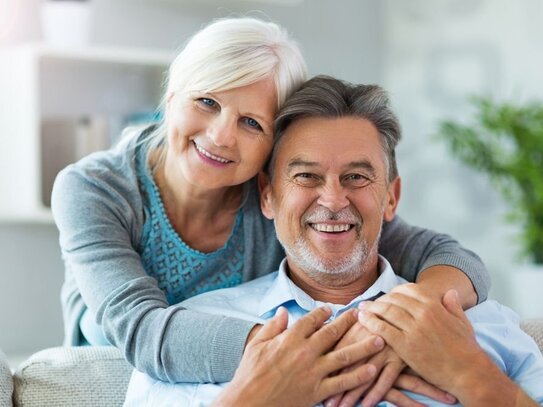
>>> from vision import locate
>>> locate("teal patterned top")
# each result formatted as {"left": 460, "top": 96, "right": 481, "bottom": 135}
{"left": 137, "top": 151, "right": 244, "bottom": 304}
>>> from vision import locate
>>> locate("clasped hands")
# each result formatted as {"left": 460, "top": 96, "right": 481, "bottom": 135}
{"left": 214, "top": 285, "right": 463, "bottom": 407}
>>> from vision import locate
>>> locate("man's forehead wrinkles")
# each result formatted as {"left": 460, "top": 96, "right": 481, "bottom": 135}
{"left": 287, "top": 158, "right": 319, "bottom": 169}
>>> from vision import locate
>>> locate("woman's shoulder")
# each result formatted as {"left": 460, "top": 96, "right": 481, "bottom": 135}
{"left": 51, "top": 126, "right": 149, "bottom": 228}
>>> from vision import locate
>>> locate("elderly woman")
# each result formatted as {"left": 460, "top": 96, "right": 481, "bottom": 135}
{"left": 52, "top": 17, "right": 489, "bottom": 406}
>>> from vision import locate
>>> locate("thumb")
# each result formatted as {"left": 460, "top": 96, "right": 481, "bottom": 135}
{"left": 442, "top": 289, "right": 466, "bottom": 320}
{"left": 253, "top": 306, "right": 289, "bottom": 344}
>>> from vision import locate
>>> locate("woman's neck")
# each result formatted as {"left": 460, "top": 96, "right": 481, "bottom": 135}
{"left": 151, "top": 155, "right": 244, "bottom": 252}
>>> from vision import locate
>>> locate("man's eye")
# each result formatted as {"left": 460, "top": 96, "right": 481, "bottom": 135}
{"left": 243, "top": 117, "right": 263, "bottom": 131}
{"left": 344, "top": 173, "right": 371, "bottom": 186}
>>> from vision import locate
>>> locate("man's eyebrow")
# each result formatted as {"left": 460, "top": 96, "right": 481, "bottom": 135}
{"left": 345, "top": 160, "right": 377, "bottom": 175}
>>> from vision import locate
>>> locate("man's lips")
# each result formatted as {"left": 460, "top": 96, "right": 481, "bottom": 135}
{"left": 193, "top": 141, "right": 233, "bottom": 164}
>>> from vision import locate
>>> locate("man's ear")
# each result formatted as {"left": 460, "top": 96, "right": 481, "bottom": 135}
{"left": 383, "top": 176, "right": 401, "bottom": 222}
{"left": 258, "top": 171, "right": 275, "bottom": 220}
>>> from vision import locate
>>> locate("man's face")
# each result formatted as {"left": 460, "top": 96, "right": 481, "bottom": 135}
{"left": 260, "top": 116, "right": 400, "bottom": 286}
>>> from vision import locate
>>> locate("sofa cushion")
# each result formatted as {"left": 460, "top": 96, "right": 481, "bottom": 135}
{"left": 13, "top": 346, "right": 132, "bottom": 407}
{"left": 0, "top": 348, "right": 13, "bottom": 407}
{"left": 521, "top": 318, "right": 543, "bottom": 353}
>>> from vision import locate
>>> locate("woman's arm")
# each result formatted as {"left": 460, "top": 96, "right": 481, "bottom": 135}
{"left": 379, "top": 216, "right": 490, "bottom": 308}
{"left": 52, "top": 156, "right": 253, "bottom": 383}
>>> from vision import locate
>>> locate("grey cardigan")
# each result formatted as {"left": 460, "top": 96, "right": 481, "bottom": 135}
{"left": 51, "top": 130, "right": 490, "bottom": 384}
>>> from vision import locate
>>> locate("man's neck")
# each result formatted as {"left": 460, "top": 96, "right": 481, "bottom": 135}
{"left": 287, "top": 259, "right": 379, "bottom": 305}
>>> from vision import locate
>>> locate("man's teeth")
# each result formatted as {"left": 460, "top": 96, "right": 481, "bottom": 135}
{"left": 311, "top": 223, "right": 352, "bottom": 233}
{"left": 194, "top": 143, "right": 230, "bottom": 163}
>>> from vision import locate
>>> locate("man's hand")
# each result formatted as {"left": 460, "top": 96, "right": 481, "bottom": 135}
{"left": 358, "top": 285, "right": 535, "bottom": 406}
{"left": 213, "top": 306, "right": 384, "bottom": 407}
{"left": 324, "top": 308, "right": 456, "bottom": 407}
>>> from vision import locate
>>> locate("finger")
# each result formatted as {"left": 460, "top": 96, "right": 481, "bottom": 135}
{"left": 323, "top": 393, "right": 342, "bottom": 407}
{"left": 358, "top": 309, "right": 404, "bottom": 349}
{"left": 371, "top": 291, "right": 424, "bottom": 317}
{"left": 320, "top": 335, "right": 384, "bottom": 374}
{"left": 395, "top": 373, "right": 457, "bottom": 404}
{"left": 360, "top": 361, "right": 404, "bottom": 407}
{"left": 319, "top": 362, "right": 378, "bottom": 401}
{"left": 335, "top": 384, "right": 367, "bottom": 407}
{"left": 290, "top": 306, "right": 332, "bottom": 339}
{"left": 382, "top": 388, "right": 426, "bottom": 407}
{"left": 359, "top": 300, "right": 414, "bottom": 332}
{"left": 310, "top": 308, "right": 358, "bottom": 353}
{"left": 252, "top": 306, "right": 289, "bottom": 344}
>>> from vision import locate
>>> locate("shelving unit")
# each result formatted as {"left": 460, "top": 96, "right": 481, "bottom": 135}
{"left": 0, "top": 44, "right": 173, "bottom": 222}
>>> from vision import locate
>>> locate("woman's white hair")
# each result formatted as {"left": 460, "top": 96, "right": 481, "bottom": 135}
{"left": 142, "top": 16, "right": 307, "bottom": 167}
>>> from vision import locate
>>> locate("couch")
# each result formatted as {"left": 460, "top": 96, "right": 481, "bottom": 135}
{"left": 1, "top": 319, "right": 543, "bottom": 407}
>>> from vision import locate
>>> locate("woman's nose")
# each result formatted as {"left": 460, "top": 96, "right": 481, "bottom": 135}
{"left": 208, "top": 116, "right": 237, "bottom": 148}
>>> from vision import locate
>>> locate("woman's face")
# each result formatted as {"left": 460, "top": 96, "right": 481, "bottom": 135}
{"left": 164, "top": 78, "right": 277, "bottom": 190}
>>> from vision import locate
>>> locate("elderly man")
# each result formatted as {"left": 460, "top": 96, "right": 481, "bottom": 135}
{"left": 124, "top": 76, "right": 543, "bottom": 407}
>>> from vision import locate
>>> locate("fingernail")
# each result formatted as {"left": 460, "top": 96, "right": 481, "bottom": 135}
{"left": 358, "top": 301, "right": 366, "bottom": 309}
{"left": 325, "top": 401, "right": 335, "bottom": 407}
{"left": 374, "top": 336, "right": 384, "bottom": 349}
{"left": 361, "top": 397, "right": 375, "bottom": 407}
{"left": 367, "top": 364, "right": 377, "bottom": 376}
{"left": 446, "top": 393, "right": 457, "bottom": 403}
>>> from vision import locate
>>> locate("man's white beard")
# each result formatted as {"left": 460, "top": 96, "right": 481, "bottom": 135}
{"left": 280, "top": 228, "right": 381, "bottom": 286}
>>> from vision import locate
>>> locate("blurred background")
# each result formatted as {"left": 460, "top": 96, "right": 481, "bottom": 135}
{"left": 1, "top": 0, "right": 542, "bottom": 367}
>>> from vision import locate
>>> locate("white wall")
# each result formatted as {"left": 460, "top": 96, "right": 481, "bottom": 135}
{"left": 381, "top": 0, "right": 543, "bottom": 310}
{"left": 1, "top": 0, "right": 541, "bottom": 361}
{"left": 0, "top": 0, "right": 384, "bottom": 359}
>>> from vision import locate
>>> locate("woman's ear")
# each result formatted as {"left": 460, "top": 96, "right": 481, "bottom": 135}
{"left": 383, "top": 176, "right": 401, "bottom": 222}
{"left": 258, "top": 172, "right": 275, "bottom": 220}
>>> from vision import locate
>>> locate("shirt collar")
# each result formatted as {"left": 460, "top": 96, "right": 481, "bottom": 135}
{"left": 258, "top": 255, "right": 405, "bottom": 318}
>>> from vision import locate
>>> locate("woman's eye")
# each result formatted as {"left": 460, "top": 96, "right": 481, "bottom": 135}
{"left": 243, "top": 117, "right": 262, "bottom": 131}
{"left": 198, "top": 98, "right": 217, "bottom": 108}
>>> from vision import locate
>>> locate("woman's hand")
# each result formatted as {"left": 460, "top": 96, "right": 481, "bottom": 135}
{"left": 213, "top": 306, "right": 384, "bottom": 407}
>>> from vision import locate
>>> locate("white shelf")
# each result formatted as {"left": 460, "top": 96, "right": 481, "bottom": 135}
{"left": 0, "top": 44, "right": 173, "bottom": 223}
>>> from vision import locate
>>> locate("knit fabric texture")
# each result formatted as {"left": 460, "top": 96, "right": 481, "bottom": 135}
{"left": 0, "top": 348, "right": 13, "bottom": 407}
{"left": 13, "top": 346, "right": 131, "bottom": 407}
{"left": 521, "top": 318, "right": 543, "bottom": 352}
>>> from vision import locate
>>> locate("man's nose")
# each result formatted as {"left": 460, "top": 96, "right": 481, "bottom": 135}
{"left": 208, "top": 115, "right": 237, "bottom": 148}
{"left": 316, "top": 181, "right": 349, "bottom": 213}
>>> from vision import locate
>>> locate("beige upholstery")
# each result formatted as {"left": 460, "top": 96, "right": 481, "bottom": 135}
{"left": 0, "top": 348, "right": 13, "bottom": 407}
{"left": 3, "top": 318, "right": 543, "bottom": 406}
{"left": 13, "top": 346, "right": 132, "bottom": 407}
{"left": 521, "top": 318, "right": 543, "bottom": 353}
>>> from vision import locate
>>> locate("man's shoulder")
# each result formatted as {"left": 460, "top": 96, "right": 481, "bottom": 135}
{"left": 179, "top": 272, "right": 279, "bottom": 322}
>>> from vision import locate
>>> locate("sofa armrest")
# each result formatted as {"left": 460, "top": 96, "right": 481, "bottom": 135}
{"left": 521, "top": 318, "right": 543, "bottom": 353}
{"left": 13, "top": 346, "right": 132, "bottom": 407}
{"left": 0, "top": 348, "right": 13, "bottom": 407}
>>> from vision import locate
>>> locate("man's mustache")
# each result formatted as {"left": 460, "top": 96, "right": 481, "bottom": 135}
{"left": 303, "top": 206, "right": 362, "bottom": 226}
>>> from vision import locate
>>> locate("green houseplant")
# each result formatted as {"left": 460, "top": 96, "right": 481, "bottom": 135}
{"left": 437, "top": 97, "right": 543, "bottom": 265}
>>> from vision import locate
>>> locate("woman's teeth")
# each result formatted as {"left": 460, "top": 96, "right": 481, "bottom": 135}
{"left": 194, "top": 142, "right": 231, "bottom": 163}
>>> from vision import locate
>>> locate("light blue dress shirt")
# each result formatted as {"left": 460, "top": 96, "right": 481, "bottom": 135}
{"left": 124, "top": 257, "right": 543, "bottom": 406}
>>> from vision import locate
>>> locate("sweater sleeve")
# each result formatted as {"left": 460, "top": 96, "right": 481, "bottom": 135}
{"left": 52, "top": 158, "right": 255, "bottom": 383}
{"left": 379, "top": 216, "right": 491, "bottom": 303}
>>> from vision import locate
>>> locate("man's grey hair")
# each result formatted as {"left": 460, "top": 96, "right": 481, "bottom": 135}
{"left": 266, "top": 75, "right": 401, "bottom": 182}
